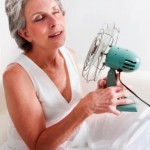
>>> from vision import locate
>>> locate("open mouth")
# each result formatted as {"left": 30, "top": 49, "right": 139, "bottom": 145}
{"left": 48, "top": 31, "right": 62, "bottom": 38}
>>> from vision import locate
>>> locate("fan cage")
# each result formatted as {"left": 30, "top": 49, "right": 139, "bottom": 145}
{"left": 82, "top": 24, "right": 120, "bottom": 82}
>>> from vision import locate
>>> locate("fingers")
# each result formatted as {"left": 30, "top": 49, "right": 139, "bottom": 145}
{"left": 95, "top": 98, "right": 135, "bottom": 115}
{"left": 95, "top": 86, "right": 135, "bottom": 115}
{"left": 96, "top": 86, "right": 126, "bottom": 104}
{"left": 115, "top": 98, "right": 135, "bottom": 106}
{"left": 103, "top": 86, "right": 125, "bottom": 98}
{"left": 97, "top": 79, "right": 106, "bottom": 89}
{"left": 86, "top": 85, "right": 134, "bottom": 116}
{"left": 94, "top": 102, "right": 121, "bottom": 115}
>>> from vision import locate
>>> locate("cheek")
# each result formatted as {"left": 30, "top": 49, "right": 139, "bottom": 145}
{"left": 28, "top": 25, "right": 47, "bottom": 37}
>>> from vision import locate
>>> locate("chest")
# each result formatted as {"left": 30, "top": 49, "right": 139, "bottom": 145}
{"left": 43, "top": 65, "right": 72, "bottom": 103}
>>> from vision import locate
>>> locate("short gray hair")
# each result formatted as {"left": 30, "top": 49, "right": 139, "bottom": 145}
{"left": 5, "top": 0, "right": 65, "bottom": 51}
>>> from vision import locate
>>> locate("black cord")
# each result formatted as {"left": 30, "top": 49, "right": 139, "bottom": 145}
{"left": 118, "top": 72, "right": 150, "bottom": 107}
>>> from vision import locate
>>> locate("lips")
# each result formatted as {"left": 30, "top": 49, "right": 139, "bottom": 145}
{"left": 48, "top": 31, "right": 62, "bottom": 38}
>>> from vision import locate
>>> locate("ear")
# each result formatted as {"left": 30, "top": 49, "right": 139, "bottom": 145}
{"left": 18, "top": 29, "right": 32, "bottom": 42}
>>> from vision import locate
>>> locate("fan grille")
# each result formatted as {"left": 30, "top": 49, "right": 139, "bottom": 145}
{"left": 82, "top": 24, "right": 120, "bottom": 82}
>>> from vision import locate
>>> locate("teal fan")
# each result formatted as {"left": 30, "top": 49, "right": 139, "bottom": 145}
{"left": 82, "top": 24, "right": 141, "bottom": 112}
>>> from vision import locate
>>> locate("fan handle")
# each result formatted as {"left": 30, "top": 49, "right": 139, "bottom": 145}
{"left": 106, "top": 68, "right": 137, "bottom": 112}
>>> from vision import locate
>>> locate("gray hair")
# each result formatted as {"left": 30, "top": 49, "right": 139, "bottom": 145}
{"left": 5, "top": 0, "right": 65, "bottom": 51}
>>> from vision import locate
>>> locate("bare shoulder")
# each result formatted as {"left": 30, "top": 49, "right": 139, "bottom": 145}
{"left": 4, "top": 63, "right": 25, "bottom": 77}
{"left": 3, "top": 63, "right": 29, "bottom": 84}
{"left": 3, "top": 63, "right": 34, "bottom": 93}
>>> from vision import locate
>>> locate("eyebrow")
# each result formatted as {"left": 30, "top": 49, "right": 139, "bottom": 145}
{"left": 31, "top": 5, "right": 59, "bottom": 17}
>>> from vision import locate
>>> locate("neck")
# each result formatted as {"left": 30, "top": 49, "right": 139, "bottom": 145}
{"left": 24, "top": 47, "right": 64, "bottom": 70}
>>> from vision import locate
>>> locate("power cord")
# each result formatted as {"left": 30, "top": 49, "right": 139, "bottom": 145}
{"left": 118, "top": 72, "right": 150, "bottom": 107}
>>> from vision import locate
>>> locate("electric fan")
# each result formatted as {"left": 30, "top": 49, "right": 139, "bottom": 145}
{"left": 82, "top": 24, "right": 142, "bottom": 112}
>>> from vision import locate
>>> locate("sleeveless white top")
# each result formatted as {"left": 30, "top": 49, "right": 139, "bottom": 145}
{"left": 3, "top": 46, "right": 88, "bottom": 150}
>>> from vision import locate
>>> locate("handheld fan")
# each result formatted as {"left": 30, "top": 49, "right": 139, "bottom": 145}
{"left": 82, "top": 24, "right": 141, "bottom": 112}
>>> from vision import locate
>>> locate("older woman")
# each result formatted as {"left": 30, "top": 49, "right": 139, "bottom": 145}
{"left": 2, "top": 0, "right": 147, "bottom": 149}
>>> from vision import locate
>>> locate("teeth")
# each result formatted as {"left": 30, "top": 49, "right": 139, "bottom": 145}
{"left": 50, "top": 31, "right": 61, "bottom": 37}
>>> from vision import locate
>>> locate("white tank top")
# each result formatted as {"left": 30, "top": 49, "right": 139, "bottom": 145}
{"left": 5, "top": 46, "right": 88, "bottom": 149}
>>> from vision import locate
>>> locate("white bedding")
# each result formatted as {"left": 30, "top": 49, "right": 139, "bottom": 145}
{"left": 86, "top": 107, "right": 150, "bottom": 149}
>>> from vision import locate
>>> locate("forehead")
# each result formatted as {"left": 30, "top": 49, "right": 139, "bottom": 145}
{"left": 24, "top": 0, "right": 58, "bottom": 15}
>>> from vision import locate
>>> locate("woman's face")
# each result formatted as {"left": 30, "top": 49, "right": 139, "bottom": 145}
{"left": 20, "top": 0, "right": 65, "bottom": 51}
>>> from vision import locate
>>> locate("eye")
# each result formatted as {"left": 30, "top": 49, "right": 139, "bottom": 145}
{"left": 34, "top": 15, "right": 44, "bottom": 22}
{"left": 53, "top": 8, "right": 61, "bottom": 14}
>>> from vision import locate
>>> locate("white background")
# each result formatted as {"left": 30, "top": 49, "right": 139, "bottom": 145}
{"left": 1, "top": 0, "right": 150, "bottom": 75}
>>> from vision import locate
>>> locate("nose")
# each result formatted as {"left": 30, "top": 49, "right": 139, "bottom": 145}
{"left": 48, "top": 15, "right": 59, "bottom": 28}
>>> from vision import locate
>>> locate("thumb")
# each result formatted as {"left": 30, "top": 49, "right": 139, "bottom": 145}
{"left": 97, "top": 79, "right": 106, "bottom": 89}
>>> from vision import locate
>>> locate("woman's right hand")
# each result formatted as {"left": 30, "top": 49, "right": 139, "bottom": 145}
{"left": 82, "top": 85, "right": 135, "bottom": 116}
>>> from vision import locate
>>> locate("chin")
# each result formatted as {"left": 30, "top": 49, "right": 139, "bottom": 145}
{"left": 50, "top": 41, "right": 65, "bottom": 50}
{"left": 55, "top": 37, "right": 65, "bottom": 48}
